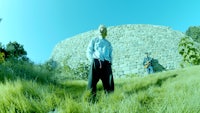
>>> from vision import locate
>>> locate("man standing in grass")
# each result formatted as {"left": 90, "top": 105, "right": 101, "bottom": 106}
{"left": 86, "top": 25, "right": 114, "bottom": 99}
{"left": 143, "top": 52, "right": 154, "bottom": 74}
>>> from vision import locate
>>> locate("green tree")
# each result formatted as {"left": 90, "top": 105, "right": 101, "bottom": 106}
{"left": 178, "top": 36, "right": 200, "bottom": 66}
{"left": 186, "top": 26, "right": 200, "bottom": 43}
{"left": 5, "top": 41, "right": 28, "bottom": 61}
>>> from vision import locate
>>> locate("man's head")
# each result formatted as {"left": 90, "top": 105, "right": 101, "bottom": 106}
{"left": 145, "top": 52, "right": 149, "bottom": 57}
{"left": 98, "top": 25, "right": 107, "bottom": 38}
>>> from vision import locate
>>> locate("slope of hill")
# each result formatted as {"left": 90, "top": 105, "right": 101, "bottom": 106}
{"left": 50, "top": 24, "right": 185, "bottom": 77}
{"left": 0, "top": 60, "right": 200, "bottom": 113}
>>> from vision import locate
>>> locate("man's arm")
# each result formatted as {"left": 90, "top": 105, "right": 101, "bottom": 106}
{"left": 109, "top": 43, "right": 113, "bottom": 64}
{"left": 143, "top": 58, "right": 146, "bottom": 66}
{"left": 86, "top": 38, "right": 95, "bottom": 62}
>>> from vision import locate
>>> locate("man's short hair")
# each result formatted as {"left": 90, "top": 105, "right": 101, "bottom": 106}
{"left": 98, "top": 25, "right": 107, "bottom": 33}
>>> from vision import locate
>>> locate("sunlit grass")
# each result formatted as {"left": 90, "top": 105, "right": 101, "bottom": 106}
{"left": 0, "top": 61, "right": 200, "bottom": 113}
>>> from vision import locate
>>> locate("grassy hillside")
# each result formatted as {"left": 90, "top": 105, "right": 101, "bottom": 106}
{"left": 0, "top": 61, "right": 200, "bottom": 113}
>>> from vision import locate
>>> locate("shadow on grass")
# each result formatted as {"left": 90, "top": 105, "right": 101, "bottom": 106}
{"left": 124, "top": 74, "right": 178, "bottom": 95}
{"left": 155, "top": 74, "right": 177, "bottom": 87}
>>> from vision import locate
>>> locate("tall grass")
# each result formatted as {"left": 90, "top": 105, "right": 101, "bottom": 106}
{"left": 0, "top": 59, "right": 53, "bottom": 83}
{"left": 0, "top": 60, "right": 200, "bottom": 113}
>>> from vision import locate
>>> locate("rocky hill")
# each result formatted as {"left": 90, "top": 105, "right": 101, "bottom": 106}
{"left": 50, "top": 24, "right": 185, "bottom": 77}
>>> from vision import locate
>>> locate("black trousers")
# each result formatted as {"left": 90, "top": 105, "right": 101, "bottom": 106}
{"left": 88, "top": 59, "right": 114, "bottom": 95}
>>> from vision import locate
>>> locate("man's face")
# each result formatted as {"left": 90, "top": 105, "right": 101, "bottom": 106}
{"left": 100, "top": 28, "right": 107, "bottom": 38}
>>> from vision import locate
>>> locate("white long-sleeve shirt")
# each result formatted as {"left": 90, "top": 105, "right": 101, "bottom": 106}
{"left": 86, "top": 36, "right": 112, "bottom": 63}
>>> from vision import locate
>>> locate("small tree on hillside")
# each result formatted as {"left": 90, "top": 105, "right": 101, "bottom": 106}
{"left": 5, "top": 41, "right": 28, "bottom": 61}
{"left": 178, "top": 36, "right": 200, "bottom": 66}
{"left": 186, "top": 26, "right": 200, "bottom": 43}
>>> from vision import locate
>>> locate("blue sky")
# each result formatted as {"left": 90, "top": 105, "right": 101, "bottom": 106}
{"left": 0, "top": 0, "right": 199, "bottom": 63}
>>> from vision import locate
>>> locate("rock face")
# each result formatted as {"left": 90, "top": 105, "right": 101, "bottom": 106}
{"left": 50, "top": 24, "right": 185, "bottom": 77}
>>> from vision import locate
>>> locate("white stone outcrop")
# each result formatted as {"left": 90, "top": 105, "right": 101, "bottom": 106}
{"left": 50, "top": 24, "right": 185, "bottom": 77}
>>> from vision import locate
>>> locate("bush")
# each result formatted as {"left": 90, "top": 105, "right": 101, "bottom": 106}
{"left": 0, "top": 43, "right": 6, "bottom": 63}
{"left": 178, "top": 36, "right": 200, "bottom": 66}
{"left": 43, "top": 59, "right": 57, "bottom": 72}
{"left": 0, "top": 52, "right": 5, "bottom": 63}
{"left": 186, "top": 26, "right": 200, "bottom": 43}
{"left": 49, "top": 62, "right": 90, "bottom": 81}
{"left": 46, "top": 55, "right": 90, "bottom": 80}
{"left": 73, "top": 63, "right": 90, "bottom": 80}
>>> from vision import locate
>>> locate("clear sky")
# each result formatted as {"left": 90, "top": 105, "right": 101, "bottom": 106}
{"left": 0, "top": 0, "right": 199, "bottom": 64}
